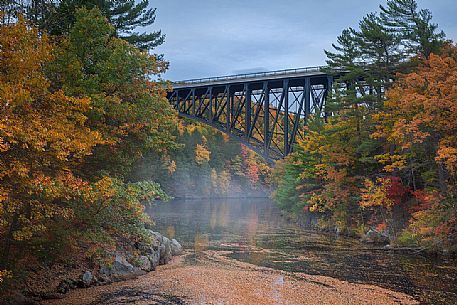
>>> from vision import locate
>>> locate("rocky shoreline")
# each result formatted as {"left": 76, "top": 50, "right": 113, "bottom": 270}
{"left": 57, "top": 230, "right": 183, "bottom": 294}
{"left": 3, "top": 230, "right": 183, "bottom": 305}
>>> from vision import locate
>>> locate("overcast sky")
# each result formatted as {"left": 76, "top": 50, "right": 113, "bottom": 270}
{"left": 149, "top": 0, "right": 457, "bottom": 81}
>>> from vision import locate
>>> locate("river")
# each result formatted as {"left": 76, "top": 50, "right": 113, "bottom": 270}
{"left": 147, "top": 198, "right": 457, "bottom": 304}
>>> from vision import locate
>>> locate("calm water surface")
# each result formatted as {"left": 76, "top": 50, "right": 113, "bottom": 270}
{"left": 147, "top": 198, "right": 457, "bottom": 305}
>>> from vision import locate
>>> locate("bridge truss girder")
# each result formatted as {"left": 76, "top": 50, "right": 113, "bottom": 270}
{"left": 168, "top": 75, "right": 333, "bottom": 162}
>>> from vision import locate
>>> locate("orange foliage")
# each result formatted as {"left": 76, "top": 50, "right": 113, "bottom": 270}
{"left": 374, "top": 45, "right": 457, "bottom": 175}
{"left": 241, "top": 145, "right": 260, "bottom": 186}
{"left": 0, "top": 18, "right": 102, "bottom": 244}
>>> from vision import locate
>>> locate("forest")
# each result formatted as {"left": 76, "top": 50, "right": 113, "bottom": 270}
{"left": 273, "top": 0, "right": 456, "bottom": 253}
{"left": 0, "top": 0, "right": 456, "bottom": 301}
{"left": 0, "top": 0, "right": 270, "bottom": 291}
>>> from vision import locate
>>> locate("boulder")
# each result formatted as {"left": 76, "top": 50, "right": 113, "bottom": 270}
{"left": 159, "top": 236, "right": 172, "bottom": 265}
{"left": 57, "top": 280, "right": 70, "bottom": 294}
{"left": 171, "top": 239, "right": 183, "bottom": 256}
{"left": 148, "top": 230, "right": 163, "bottom": 246}
{"left": 361, "top": 228, "right": 390, "bottom": 244}
{"left": 147, "top": 249, "right": 161, "bottom": 270}
{"left": 137, "top": 255, "right": 152, "bottom": 271}
{"left": 112, "top": 254, "right": 135, "bottom": 275}
{"left": 99, "top": 265, "right": 112, "bottom": 277}
{"left": 138, "top": 230, "right": 162, "bottom": 256}
{"left": 81, "top": 271, "right": 93, "bottom": 287}
{"left": 57, "top": 278, "right": 79, "bottom": 294}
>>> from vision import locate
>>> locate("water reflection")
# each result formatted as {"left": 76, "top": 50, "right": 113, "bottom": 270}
{"left": 147, "top": 198, "right": 457, "bottom": 305}
{"left": 194, "top": 233, "right": 209, "bottom": 255}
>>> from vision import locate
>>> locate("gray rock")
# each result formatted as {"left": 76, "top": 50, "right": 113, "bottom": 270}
{"left": 57, "top": 278, "right": 78, "bottom": 293}
{"left": 112, "top": 254, "right": 135, "bottom": 275}
{"left": 159, "top": 236, "right": 173, "bottom": 265}
{"left": 82, "top": 271, "right": 93, "bottom": 287}
{"left": 137, "top": 255, "right": 152, "bottom": 271}
{"left": 57, "top": 280, "right": 70, "bottom": 294}
{"left": 147, "top": 249, "right": 160, "bottom": 270}
{"left": 138, "top": 230, "right": 162, "bottom": 256}
{"left": 171, "top": 239, "right": 183, "bottom": 256}
{"left": 99, "top": 265, "right": 112, "bottom": 277}
{"left": 148, "top": 230, "right": 163, "bottom": 247}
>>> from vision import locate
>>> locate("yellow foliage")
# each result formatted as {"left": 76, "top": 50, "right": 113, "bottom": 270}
{"left": 218, "top": 170, "right": 231, "bottom": 194}
{"left": 359, "top": 178, "right": 394, "bottom": 209}
{"left": 0, "top": 270, "right": 12, "bottom": 284}
{"left": 0, "top": 18, "right": 102, "bottom": 244}
{"left": 195, "top": 144, "right": 211, "bottom": 165}
{"left": 375, "top": 154, "right": 407, "bottom": 172}
{"left": 167, "top": 160, "right": 177, "bottom": 174}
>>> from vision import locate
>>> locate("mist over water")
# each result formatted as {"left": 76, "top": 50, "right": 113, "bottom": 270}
{"left": 167, "top": 175, "right": 271, "bottom": 199}
{"left": 147, "top": 198, "right": 457, "bottom": 305}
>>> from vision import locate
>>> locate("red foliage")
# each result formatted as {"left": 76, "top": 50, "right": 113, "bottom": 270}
{"left": 241, "top": 145, "right": 260, "bottom": 186}
{"left": 376, "top": 222, "right": 387, "bottom": 232}
{"left": 385, "top": 176, "right": 410, "bottom": 205}
{"left": 408, "top": 190, "right": 435, "bottom": 213}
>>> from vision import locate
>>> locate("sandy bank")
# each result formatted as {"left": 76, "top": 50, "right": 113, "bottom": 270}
{"left": 45, "top": 250, "right": 418, "bottom": 305}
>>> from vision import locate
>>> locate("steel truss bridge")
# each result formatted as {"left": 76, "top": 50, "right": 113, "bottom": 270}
{"left": 168, "top": 66, "right": 335, "bottom": 162}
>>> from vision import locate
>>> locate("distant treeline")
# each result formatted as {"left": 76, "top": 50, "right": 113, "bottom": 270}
{"left": 133, "top": 121, "right": 272, "bottom": 199}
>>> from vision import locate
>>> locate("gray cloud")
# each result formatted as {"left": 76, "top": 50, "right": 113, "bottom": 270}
{"left": 149, "top": 0, "right": 457, "bottom": 81}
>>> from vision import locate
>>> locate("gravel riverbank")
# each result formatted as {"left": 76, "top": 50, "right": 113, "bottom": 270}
{"left": 45, "top": 250, "right": 418, "bottom": 305}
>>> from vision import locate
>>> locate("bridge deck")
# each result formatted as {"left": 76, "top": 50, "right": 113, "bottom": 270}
{"left": 172, "top": 66, "right": 328, "bottom": 89}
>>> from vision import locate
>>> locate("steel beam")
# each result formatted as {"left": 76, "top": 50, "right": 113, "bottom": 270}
{"left": 208, "top": 87, "right": 213, "bottom": 122}
{"left": 175, "top": 90, "right": 179, "bottom": 110}
{"left": 226, "top": 85, "right": 232, "bottom": 131}
{"left": 191, "top": 88, "right": 196, "bottom": 115}
{"left": 267, "top": 81, "right": 286, "bottom": 152}
{"left": 245, "top": 84, "right": 251, "bottom": 138}
{"left": 289, "top": 81, "right": 307, "bottom": 151}
{"left": 283, "top": 80, "right": 289, "bottom": 155}
{"left": 263, "top": 82, "right": 270, "bottom": 154}
{"left": 304, "top": 77, "right": 311, "bottom": 122}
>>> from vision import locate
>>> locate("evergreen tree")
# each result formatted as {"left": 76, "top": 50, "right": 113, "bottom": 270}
{"left": 325, "top": 12, "right": 403, "bottom": 111}
{"left": 53, "top": 0, "right": 164, "bottom": 49}
{"left": 3, "top": 0, "right": 165, "bottom": 50}
{"left": 379, "top": 0, "right": 446, "bottom": 58}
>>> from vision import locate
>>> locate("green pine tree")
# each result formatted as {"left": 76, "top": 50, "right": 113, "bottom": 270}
{"left": 379, "top": 0, "right": 446, "bottom": 58}
{"left": 43, "top": 0, "right": 164, "bottom": 50}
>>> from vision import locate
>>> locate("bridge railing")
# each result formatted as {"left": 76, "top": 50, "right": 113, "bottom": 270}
{"left": 173, "top": 65, "right": 328, "bottom": 86}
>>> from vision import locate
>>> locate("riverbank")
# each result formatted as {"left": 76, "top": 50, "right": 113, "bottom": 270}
{"left": 45, "top": 250, "right": 417, "bottom": 305}
{"left": 0, "top": 230, "right": 183, "bottom": 304}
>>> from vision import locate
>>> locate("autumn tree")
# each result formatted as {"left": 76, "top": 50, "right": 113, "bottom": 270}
{"left": 372, "top": 45, "right": 457, "bottom": 248}
{"left": 48, "top": 7, "right": 177, "bottom": 180}
{"left": 195, "top": 136, "right": 211, "bottom": 165}
{"left": 374, "top": 45, "right": 457, "bottom": 194}
{"left": 275, "top": 0, "right": 448, "bottom": 239}
{"left": 0, "top": 9, "right": 175, "bottom": 281}
{"left": 0, "top": 16, "right": 102, "bottom": 263}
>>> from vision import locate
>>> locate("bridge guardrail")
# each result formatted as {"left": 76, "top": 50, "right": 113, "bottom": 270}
{"left": 173, "top": 65, "right": 328, "bottom": 86}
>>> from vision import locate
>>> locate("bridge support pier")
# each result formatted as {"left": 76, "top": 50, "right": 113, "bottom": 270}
{"left": 283, "top": 79, "right": 290, "bottom": 155}
{"left": 263, "top": 82, "right": 270, "bottom": 157}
